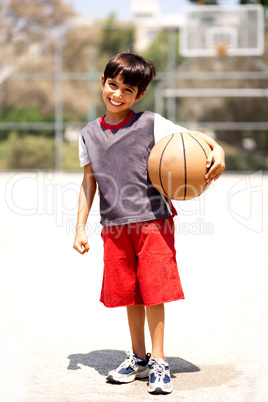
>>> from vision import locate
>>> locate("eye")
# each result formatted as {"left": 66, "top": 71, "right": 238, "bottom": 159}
{"left": 125, "top": 88, "right": 133, "bottom": 93}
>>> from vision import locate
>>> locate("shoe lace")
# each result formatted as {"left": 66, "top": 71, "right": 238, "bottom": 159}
{"left": 118, "top": 352, "right": 136, "bottom": 370}
{"left": 150, "top": 358, "right": 165, "bottom": 378}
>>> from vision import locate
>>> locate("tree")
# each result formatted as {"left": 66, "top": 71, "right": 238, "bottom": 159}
{"left": 0, "top": 0, "right": 75, "bottom": 65}
{"left": 189, "top": 0, "right": 268, "bottom": 5}
{"left": 188, "top": 0, "right": 218, "bottom": 4}
{"left": 99, "top": 14, "right": 135, "bottom": 60}
{"left": 240, "top": 0, "right": 268, "bottom": 6}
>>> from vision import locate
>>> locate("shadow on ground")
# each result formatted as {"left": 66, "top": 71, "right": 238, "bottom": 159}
{"left": 67, "top": 349, "right": 200, "bottom": 377}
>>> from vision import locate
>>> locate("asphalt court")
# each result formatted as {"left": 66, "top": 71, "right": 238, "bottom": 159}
{"left": 0, "top": 171, "right": 267, "bottom": 401}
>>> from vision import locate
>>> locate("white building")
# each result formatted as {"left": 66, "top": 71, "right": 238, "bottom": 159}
{"left": 131, "top": 0, "right": 184, "bottom": 51}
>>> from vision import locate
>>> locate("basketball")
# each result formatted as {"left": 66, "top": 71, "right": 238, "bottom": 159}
{"left": 148, "top": 132, "right": 212, "bottom": 201}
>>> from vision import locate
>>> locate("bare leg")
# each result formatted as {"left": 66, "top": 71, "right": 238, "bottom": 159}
{"left": 127, "top": 305, "right": 147, "bottom": 360}
{"left": 146, "top": 304, "right": 165, "bottom": 360}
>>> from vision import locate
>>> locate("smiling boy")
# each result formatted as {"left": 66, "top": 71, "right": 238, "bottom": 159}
{"left": 102, "top": 76, "right": 144, "bottom": 123}
{"left": 73, "top": 52, "right": 225, "bottom": 394}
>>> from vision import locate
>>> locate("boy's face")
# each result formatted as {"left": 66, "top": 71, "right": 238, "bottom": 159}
{"left": 101, "top": 74, "right": 145, "bottom": 117}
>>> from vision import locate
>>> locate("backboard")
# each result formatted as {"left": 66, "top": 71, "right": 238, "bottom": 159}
{"left": 180, "top": 5, "right": 264, "bottom": 57}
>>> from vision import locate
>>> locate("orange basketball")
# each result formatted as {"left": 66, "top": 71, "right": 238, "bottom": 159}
{"left": 148, "top": 132, "right": 212, "bottom": 200}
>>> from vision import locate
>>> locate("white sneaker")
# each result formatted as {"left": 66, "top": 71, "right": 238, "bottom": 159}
{"left": 148, "top": 357, "right": 173, "bottom": 394}
{"left": 106, "top": 352, "right": 150, "bottom": 383}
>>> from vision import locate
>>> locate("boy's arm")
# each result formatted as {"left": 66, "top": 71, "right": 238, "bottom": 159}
{"left": 73, "top": 163, "right": 97, "bottom": 255}
{"left": 188, "top": 130, "right": 225, "bottom": 184}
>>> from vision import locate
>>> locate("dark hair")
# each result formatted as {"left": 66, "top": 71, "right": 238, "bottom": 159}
{"left": 103, "top": 52, "right": 156, "bottom": 97}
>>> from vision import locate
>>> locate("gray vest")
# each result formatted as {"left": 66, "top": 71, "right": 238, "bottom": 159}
{"left": 81, "top": 111, "right": 172, "bottom": 226}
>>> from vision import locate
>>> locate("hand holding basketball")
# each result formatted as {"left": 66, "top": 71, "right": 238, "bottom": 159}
{"left": 205, "top": 145, "right": 226, "bottom": 183}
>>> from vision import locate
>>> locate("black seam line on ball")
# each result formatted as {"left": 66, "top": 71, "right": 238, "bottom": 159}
{"left": 159, "top": 134, "right": 174, "bottom": 198}
{"left": 180, "top": 132, "right": 187, "bottom": 200}
{"left": 187, "top": 132, "right": 208, "bottom": 197}
{"left": 187, "top": 132, "right": 209, "bottom": 158}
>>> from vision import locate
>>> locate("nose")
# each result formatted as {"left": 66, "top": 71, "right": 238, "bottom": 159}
{"left": 114, "top": 89, "right": 122, "bottom": 98}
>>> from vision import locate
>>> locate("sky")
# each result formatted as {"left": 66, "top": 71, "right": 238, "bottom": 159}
{"left": 69, "top": 0, "right": 239, "bottom": 20}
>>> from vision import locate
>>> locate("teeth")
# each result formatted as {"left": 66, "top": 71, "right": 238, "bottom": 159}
{"left": 110, "top": 99, "right": 122, "bottom": 106}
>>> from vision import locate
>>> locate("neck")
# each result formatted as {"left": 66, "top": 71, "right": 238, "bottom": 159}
{"left": 104, "top": 110, "right": 131, "bottom": 125}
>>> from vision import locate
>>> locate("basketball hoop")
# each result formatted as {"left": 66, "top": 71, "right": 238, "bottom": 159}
{"left": 215, "top": 43, "right": 229, "bottom": 56}
{"left": 180, "top": 5, "right": 264, "bottom": 57}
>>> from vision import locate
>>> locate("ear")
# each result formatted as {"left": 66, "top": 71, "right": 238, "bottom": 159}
{"left": 101, "top": 74, "right": 105, "bottom": 88}
{"left": 134, "top": 91, "right": 146, "bottom": 104}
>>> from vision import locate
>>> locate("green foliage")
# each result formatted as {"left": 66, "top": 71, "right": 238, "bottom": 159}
{"left": 0, "top": 106, "right": 56, "bottom": 141}
{"left": 99, "top": 14, "right": 135, "bottom": 59}
{"left": 132, "top": 82, "right": 156, "bottom": 114}
{"left": 3, "top": 132, "right": 55, "bottom": 169}
{"left": 62, "top": 142, "right": 80, "bottom": 170}
{"left": 138, "top": 30, "right": 183, "bottom": 112}
{"left": 141, "top": 30, "right": 183, "bottom": 72}
{"left": 221, "top": 142, "right": 267, "bottom": 171}
{"left": 0, "top": 137, "right": 9, "bottom": 169}
{"left": 188, "top": 1, "right": 267, "bottom": 9}
{"left": 0, "top": 106, "right": 46, "bottom": 123}
{"left": 226, "top": 152, "right": 266, "bottom": 171}
{"left": 0, "top": 133, "right": 81, "bottom": 170}
{"left": 188, "top": 0, "right": 218, "bottom": 4}
{"left": 141, "top": 31, "right": 169, "bottom": 72}
{"left": 240, "top": 0, "right": 268, "bottom": 5}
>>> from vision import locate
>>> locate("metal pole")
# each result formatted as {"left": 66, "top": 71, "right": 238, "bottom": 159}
{"left": 155, "top": 83, "right": 164, "bottom": 115}
{"left": 164, "top": 88, "right": 268, "bottom": 97}
{"left": 55, "top": 33, "right": 63, "bottom": 171}
{"left": 167, "top": 28, "right": 176, "bottom": 121}
{"left": 87, "top": 46, "right": 97, "bottom": 123}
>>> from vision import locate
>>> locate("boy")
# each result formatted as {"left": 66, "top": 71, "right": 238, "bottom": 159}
{"left": 73, "top": 52, "right": 225, "bottom": 394}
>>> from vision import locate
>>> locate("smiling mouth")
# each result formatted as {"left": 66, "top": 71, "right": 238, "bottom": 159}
{"left": 109, "top": 98, "right": 123, "bottom": 106}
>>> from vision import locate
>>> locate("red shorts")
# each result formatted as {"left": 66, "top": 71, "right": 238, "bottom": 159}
{"left": 100, "top": 216, "right": 184, "bottom": 308}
